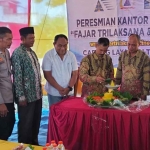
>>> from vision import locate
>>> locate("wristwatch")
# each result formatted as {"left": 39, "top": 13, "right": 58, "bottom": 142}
{"left": 67, "top": 86, "right": 73, "bottom": 91}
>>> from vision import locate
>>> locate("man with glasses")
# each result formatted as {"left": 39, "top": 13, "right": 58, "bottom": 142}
{"left": 79, "top": 37, "right": 114, "bottom": 97}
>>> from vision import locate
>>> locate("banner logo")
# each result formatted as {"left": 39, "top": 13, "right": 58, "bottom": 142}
{"left": 95, "top": 0, "right": 114, "bottom": 12}
{"left": 144, "top": 0, "right": 150, "bottom": 9}
{"left": 120, "top": 0, "right": 134, "bottom": 9}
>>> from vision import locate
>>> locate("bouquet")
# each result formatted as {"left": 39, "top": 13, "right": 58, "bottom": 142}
{"left": 85, "top": 90, "right": 133, "bottom": 107}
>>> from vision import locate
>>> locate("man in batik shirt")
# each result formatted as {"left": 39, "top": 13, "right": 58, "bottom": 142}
{"left": 116, "top": 34, "right": 150, "bottom": 100}
{"left": 79, "top": 38, "right": 114, "bottom": 97}
{"left": 11, "top": 27, "right": 42, "bottom": 145}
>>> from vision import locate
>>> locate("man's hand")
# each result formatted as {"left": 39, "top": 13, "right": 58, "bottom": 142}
{"left": 19, "top": 100, "right": 27, "bottom": 106}
{"left": 103, "top": 87, "right": 108, "bottom": 93}
{"left": 140, "top": 95, "right": 146, "bottom": 100}
{"left": 57, "top": 86, "right": 65, "bottom": 96}
{"left": 96, "top": 76, "right": 105, "bottom": 83}
{"left": 62, "top": 88, "right": 70, "bottom": 96}
{"left": 0, "top": 104, "right": 8, "bottom": 117}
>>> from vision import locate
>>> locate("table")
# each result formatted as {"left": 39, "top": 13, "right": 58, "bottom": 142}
{"left": 0, "top": 140, "right": 43, "bottom": 150}
{"left": 47, "top": 97, "right": 150, "bottom": 150}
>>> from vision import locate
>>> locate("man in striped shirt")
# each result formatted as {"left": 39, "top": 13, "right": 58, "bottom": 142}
{"left": 116, "top": 34, "right": 150, "bottom": 100}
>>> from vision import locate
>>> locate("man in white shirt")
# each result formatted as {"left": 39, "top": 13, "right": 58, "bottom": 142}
{"left": 42, "top": 34, "right": 78, "bottom": 106}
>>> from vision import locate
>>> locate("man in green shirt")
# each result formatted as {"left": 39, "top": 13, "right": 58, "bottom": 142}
{"left": 116, "top": 34, "right": 150, "bottom": 100}
{"left": 79, "top": 38, "right": 114, "bottom": 97}
{"left": 11, "top": 27, "right": 42, "bottom": 145}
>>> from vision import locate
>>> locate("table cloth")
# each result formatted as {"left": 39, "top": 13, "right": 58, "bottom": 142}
{"left": 47, "top": 97, "right": 150, "bottom": 150}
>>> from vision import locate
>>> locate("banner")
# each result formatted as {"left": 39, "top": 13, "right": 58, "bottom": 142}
{"left": 66, "top": 0, "right": 150, "bottom": 67}
{"left": 0, "top": 0, "right": 30, "bottom": 54}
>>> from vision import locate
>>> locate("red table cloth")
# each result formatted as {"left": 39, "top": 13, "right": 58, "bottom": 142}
{"left": 47, "top": 97, "right": 150, "bottom": 150}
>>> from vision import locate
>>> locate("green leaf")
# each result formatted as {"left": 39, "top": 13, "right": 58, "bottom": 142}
{"left": 89, "top": 92, "right": 104, "bottom": 97}
{"left": 90, "top": 100, "right": 97, "bottom": 105}
{"left": 105, "top": 78, "right": 111, "bottom": 84}
{"left": 28, "top": 145, "right": 34, "bottom": 150}
{"left": 101, "top": 100, "right": 111, "bottom": 106}
{"left": 120, "top": 92, "right": 133, "bottom": 100}
{"left": 112, "top": 91, "right": 122, "bottom": 97}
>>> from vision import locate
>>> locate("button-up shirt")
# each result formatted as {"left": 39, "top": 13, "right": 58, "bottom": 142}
{"left": 116, "top": 50, "right": 150, "bottom": 96}
{"left": 0, "top": 49, "right": 13, "bottom": 104}
{"left": 11, "top": 44, "right": 42, "bottom": 103}
{"left": 79, "top": 52, "right": 114, "bottom": 97}
{"left": 42, "top": 48, "right": 78, "bottom": 96}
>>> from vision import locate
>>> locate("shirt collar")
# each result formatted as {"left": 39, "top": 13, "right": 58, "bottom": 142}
{"left": 20, "top": 44, "right": 31, "bottom": 51}
{"left": 54, "top": 48, "right": 69, "bottom": 56}
{"left": 93, "top": 52, "right": 105, "bottom": 60}
{"left": 127, "top": 49, "right": 140, "bottom": 58}
{"left": 54, "top": 48, "right": 57, "bottom": 56}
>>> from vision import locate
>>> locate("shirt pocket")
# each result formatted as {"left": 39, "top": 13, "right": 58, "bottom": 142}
{"left": 0, "top": 62, "right": 8, "bottom": 77}
{"left": 0, "top": 58, "right": 4, "bottom": 64}
{"left": 65, "top": 61, "right": 71, "bottom": 72}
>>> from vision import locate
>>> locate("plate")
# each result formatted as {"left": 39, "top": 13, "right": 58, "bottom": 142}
{"left": 105, "top": 84, "right": 120, "bottom": 89}
{"left": 90, "top": 104, "right": 121, "bottom": 109}
{"left": 95, "top": 105, "right": 114, "bottom": 109}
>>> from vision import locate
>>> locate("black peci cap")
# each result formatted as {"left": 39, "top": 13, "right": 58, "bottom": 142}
{"left": 19, "top": 27, "right": 34, "bottom": 36}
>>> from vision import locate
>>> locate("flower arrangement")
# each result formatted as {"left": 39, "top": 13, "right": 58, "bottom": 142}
{"left": 85, "top": 90, "right": 133, "bottom": 108}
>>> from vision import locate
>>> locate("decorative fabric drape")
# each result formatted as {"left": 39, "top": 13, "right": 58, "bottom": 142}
{"left": 47, "top": 97, "right": 150, "bottom": 150}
